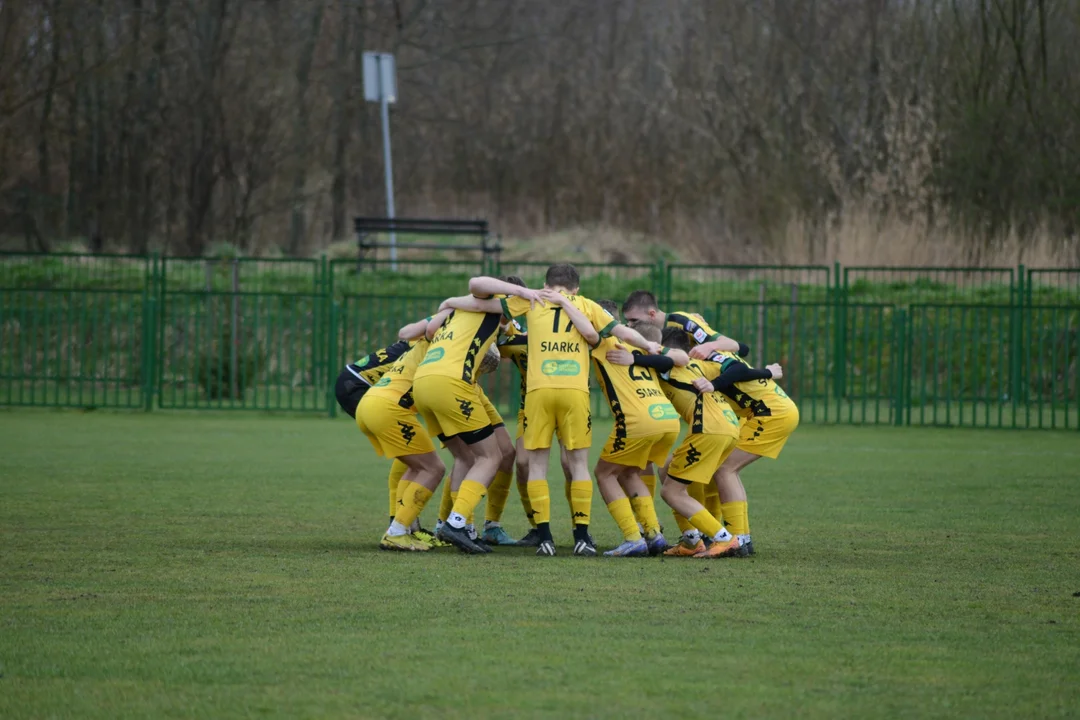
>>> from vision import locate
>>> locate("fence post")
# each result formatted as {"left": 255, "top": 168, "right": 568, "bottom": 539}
{"left": 834, "top": 261, "right": 846, "bottom": 400}
{"left": 893, "top": 307, "right": 907, "bottom": 426}
{"left": 143, "top": 253, "right": 159, "bottom": 412}
{"left": 1011, "top": 264, "right": 1024, "bottom": 405}
{"left": 327, "top": 299, "right": 338, "bottom": 418}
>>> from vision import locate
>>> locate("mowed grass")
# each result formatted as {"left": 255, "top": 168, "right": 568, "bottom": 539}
{"left": 1, "top": 412, "right": 1079, "bottom": 719}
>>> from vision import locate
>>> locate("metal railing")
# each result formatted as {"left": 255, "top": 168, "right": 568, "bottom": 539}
{"left": 1, "top": 253, "right": 1077, "bottom": 429}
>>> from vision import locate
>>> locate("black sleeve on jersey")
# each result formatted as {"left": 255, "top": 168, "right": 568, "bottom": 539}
{"left": 712, "top": 363, "right": 773, "bottom": 391}
{"left": 631, "top": 352, "right": 675, "bottom": 374}
{"left": 737, "top": 342, "right": 750, "bottom": 358}
{"left": 355, "top": 340, "right": 409, "bottom": 370}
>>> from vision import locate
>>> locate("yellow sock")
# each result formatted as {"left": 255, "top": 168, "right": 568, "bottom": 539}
{"left": 438, "top": 483, "right": 454, "bottom": 522}
{"left": 607, "top": 498, "right": 642, "bottom": 541}
{"left": 485, "top": 471, "right": 513, "bottom": 523}
{"left": 518, "top": 481, "right": 536, "bottom": 527}
{"left": 721, "top": 501, "right": 749, "bottom": 536}
{"left": 450, "top": 480, "right": 487, "bottom": 522}
{"left": 630, "top": 496, "right": 661, "bottom": 536}
{"left": 689, "top": 509, "right": 722, "bottom": 539}
{"left": 704, "top": 483, "right": 722, "bottom": 521}
{"left": 570, "top": 480, "right": 592, "bottom": 526}
{"left": 393, "top": 481, "right": 434, "bottom": 528}
{"left": 388, "top": 460, "right": 408, "bottom": 519}
{"left": 527, "top": 480, "right": 551, "bottom": 525}
{"left": 641, "top": 472, "right": 657, "bottom": 498}
{"left": 674, "top": 512, "right": 694, "bottom": 534}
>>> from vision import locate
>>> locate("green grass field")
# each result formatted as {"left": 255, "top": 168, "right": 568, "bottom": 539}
{"left": 2, "top": 411, "right": 1079, "bottom": 719}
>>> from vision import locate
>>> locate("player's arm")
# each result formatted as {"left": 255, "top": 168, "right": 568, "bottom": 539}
{"left": 398, "top": 317, "right": 432, "bottom": 341}
{"left": 424, "top": 308, "right": 453, "bottom": 340}
{"left": 540, "top": 289, "right": 600, "bottom": 345}
{"left": 468, "top": 276, "right": 545, "bottom": 307}
{"left": 692, "top": 337, "right": 748, "bottom": 359}
{"left": 604, "top": 347, "right": 676, "bottom": 373}
{"left": 611, "top": 323, "right": 662, "bottom": 356}
{"left": 692, "top": 361, "right": 782, "bottom": 394}
{"left": 440, "top": 294, "right": 502, "bottom": 314}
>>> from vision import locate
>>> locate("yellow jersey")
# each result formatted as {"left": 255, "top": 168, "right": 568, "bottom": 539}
{"left": 502, "top": 293, "right": 617, "bottom": 394}
{"left": 658, "top": 359, "right": 741, "bottom": 437}
{"left": 413, "top": 309, "right": 502, "bottom": 384}
{"left": 497, "top": 320, "right": 529, "bottom": 409}
{"left": 367, "top": 339, "right": 429, "bottom": 409}
{"left": 345, "top": 340, "right": 411, "bottom": 387}
{"left": 712, "top": 351, "right": 797, "bottom": 418}
{"left": 665, "top": 311, "right": 722, "bottom": 347}
{"left": 591, "top": 337, "right": 680, "bottom": 438}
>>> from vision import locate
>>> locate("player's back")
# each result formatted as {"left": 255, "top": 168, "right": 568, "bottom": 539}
{"left": 367, "top": 339, "right": 428, "bottom": 408}
{"left": 414, "top": 309, "right": 502, "bottom": 384}
{"left": 659, "top": 360, "right": 740, "bottom": 438}
{"left": 504, "top": 292, "right": 616, "bottom": 394}
{"left": 711, "top": 351, "right": 797, "bottom": 419}
{"left": 591, "top": 337, "right": 680, "bottom": 437}
{"left": 347, "top": 340, "right": 410, "bottom": 386}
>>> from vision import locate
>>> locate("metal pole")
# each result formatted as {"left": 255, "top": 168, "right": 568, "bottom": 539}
{"left": 378, "top": 57, "right": 397, "bottom": 271}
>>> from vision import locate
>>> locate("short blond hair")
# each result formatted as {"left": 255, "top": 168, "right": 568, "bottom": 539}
{"left": 630, "top": 320, "right": 661, "bottom": 343}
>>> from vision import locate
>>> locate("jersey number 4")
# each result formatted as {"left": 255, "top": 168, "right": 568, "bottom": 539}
{"left": 551, "top": 308, "right": 575, "bottom": 333}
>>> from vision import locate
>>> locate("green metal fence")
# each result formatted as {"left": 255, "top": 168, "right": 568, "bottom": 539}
{"left": 1, "top": 253, "right": 1077, "bottom": 429}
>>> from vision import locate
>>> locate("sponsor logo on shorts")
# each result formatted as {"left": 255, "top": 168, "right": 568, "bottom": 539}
{"left": 648, "top": 403, "right": 680, "bottom": 420}
{"left": 457, "top": 398, "right": 475, "bottom": 419}
{"left": 685, "top": 443, "right": 702, "bottom": 466}
{"left": 398, "top": 421, "right": 417, "bottom": 445}
{"left": 775, "top": 386, "right": 789, "bottom": 399}
{"left": 723, "top": 409, "right": 740, "bottom": 426}
{"left": 541, "top": 359, "right": 581, "bottom": 376}
{"left": 419, "top": 347, "right": 445, "bottom": 365}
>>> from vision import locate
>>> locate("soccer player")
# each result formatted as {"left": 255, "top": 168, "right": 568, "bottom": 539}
{"left": 692, "top": 349, "right": 797, "bottom": 555}
{"left": 608, "top": 326, "right": 745, "bottom": 557}
{"left": 467, "top": 264, "right": 661, "bottom": 557}
{"left": 620, "top": 290, "right": 744, "bottom": 359}
{"left": 354, "top": 326, "right": 449, "bottom": 552}
{"left": 494, "top": 281, "right": 576, "bottom": 547}
{"left": 590, "top": 303, "right": 685, "bottom": 556}
{"left": 413, "top": 281, "right": 544, "bottom": 554}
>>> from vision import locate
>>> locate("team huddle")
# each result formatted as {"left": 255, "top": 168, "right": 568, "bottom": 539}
{"left": 333, "top": 264, "right": 799, "bottom": 558}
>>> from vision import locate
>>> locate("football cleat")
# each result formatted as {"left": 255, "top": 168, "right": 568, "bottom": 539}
{"left": 413, "top": 528, "right": 449, "bottom": 548}
{"left": 536, "top": 540, "right": 557, "bottom": 557}
{"left": 645, "top": 532, "right": 670, "bottom": 556}
{"left": 693, "top": 537, "right": 746, "bottom": 558}
{"left": 739, "top": 535, "right": 755, "bottom": 555}
{"left": 573, "top": 539, "right": 598, "bottom": 557}
{"left": 517, "top": 528, "right": 542, "bottom": 547}
{"left": 379, "top": 533, "right": 430, "bottom": 552}
{"left": 437, "top": 523, "right": 490, "bottom": 554}
{"left": 603, "top": 538, "right": 649, "bottom": 557}
{"left": 481, "top": 525, "right": 518, "bottom": 546}
{"left": 663, "top": 538, "right": 706, "bottom": 557}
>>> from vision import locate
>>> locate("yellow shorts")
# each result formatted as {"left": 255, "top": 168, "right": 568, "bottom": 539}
{"left": 477, "top": 386, "right": 504, "bottom": 428}
{"left": 600, "top": 431, "right": 679, "bottom": 469}
{"left": 356, "top": 394, "right": 435, "bottom": 458}
{"left": 412, "top": 375, "right": 491, "bottom": 441}
{"left": 516, "top": 409, "right": 526, "bottom": 439}
{"left": 736, "top": 408, "right": 800, "bottom": 459}
{"left": 522, "top": 388, "right": 591, "bottom": 451}
{"left": 667, "top": 433, "right": 738, "bottom": 484}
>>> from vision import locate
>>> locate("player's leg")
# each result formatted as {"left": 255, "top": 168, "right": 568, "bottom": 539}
{"left": 357, "top": 396, "right": 444, "bottom": 551}
{"left": 387, "top": 460, "right": 408, "bottom": 523}
{"left": 436, "top": 433, "right": 501, "bottom": 553}
{"left": 481, "top": 425, "right": 518, "bottom": 545}
{"left": 556, "top": 391, "right": 597, "bottom": 557}
{"left": 560, "top": 444, "right": 574, "bottom": 531}
{"left": 514, "top": 434, "right": 540, "bottom": 545}
{"left": 660, "top": 435, "right": 744, "bottom": 558}
{"left": 522, "top": 390, "right": 557, "bottom": 555}
{"left": 627, "top": 432, "right": 677, "bottom": 554}
{"left": 597, "top": 459, "right": 651, "bottom": 558}
{"left": 714, "top": 448, "right": 760, "bottom": 553}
